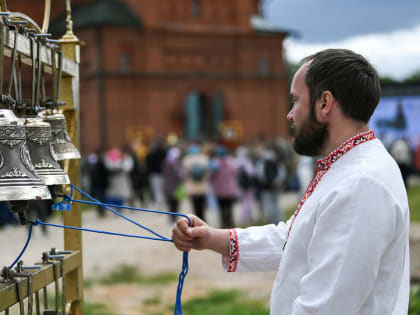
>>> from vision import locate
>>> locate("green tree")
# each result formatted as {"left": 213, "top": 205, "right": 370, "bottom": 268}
{"left": 404, "top": 70, "right": 420, "bottom": 84}
{"left": 379, "top": 76, "right": 400, "bottom": 85}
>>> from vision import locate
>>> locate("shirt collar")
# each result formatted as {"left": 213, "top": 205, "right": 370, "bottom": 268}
{"left": 316, "top": 130, "right": 376, "bottom": 170}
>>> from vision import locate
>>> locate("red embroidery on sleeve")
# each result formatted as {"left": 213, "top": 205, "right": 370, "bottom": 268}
{"left": 227, "top": 228, "right": 239, "bottom": 272}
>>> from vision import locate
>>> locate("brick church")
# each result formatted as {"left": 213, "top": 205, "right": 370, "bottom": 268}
{"left": 9, "top": 0, "right": 291, "bottom": 154}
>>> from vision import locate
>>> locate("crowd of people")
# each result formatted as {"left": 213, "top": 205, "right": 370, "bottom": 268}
{"left": 82, "top": 135, "right": 312, "bottom": 228}
{"left": 1, "top": 131, "right": 419, "bottom": 231}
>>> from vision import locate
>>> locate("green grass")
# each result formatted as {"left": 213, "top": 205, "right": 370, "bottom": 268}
{"left": 143, "top": 289, "right": 269, "bottom": 315}
{"left": 83, "top": 278, "right": 95, "bottom": 288}
{"left": 144, "top": 295, "right": 162, "bottom": 305}
{"left": 409, "top": 285, "right": 420, "bottom": 315}
{"left": 285, "top": 204, "right": 297, "bottom": 221}
{"left": 84, "top": 302, "right": 116, "bottom": 315}
{"left": 97, "top": 264, "right": 178, "bottom": 286}
{"left": 180, "top": 289, "right": 269, "bottom": 315}
{"left": 409, "top": 185, "right": 420, "bottom": 222}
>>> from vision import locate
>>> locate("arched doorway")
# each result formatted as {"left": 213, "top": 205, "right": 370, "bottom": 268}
{"left": 184, "top": 91, "right": 224, "bottom": 140}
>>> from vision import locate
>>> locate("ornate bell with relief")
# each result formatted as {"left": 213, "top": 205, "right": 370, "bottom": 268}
{"left": 0, "top": 109, "right": 51, "bottom": 201}
{"left": 43, "top": 112, "right": 81, "bottom": 160}
{"left": 25, "top": 117, "right": 70, "bottom": 185}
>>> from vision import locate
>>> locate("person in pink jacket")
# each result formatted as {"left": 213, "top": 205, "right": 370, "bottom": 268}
{"left": 210, "top": 146, "right": 239, "bottom": 228}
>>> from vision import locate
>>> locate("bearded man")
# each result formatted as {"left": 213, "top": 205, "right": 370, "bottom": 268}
{"left": 172, "top": 49, "right": 409, "bottom": 315}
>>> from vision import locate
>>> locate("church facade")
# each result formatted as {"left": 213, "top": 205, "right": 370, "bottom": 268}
{"left": 10, "top": 0, "right": 291, "bottom": 153}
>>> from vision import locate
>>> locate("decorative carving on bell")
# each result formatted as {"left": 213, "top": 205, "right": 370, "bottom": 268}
{"left": 0, "top": 109, "right": 51, "bottom": 201}
{"left": 43, "top": 112, "right": 81, "bottom": 160}
{"left": 25, "top": 117, "right": 70, "bottom": 185}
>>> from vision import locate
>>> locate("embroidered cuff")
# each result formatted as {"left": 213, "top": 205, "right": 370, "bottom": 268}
{"left": 223, "top": 228, "right": 239, "bottom": 272}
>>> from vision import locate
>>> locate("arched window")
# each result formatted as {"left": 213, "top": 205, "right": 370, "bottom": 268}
{"left": 259, "top": 56, "right": 270, "bottom": 76}
{"left": 184, "top": 91, "right": 224, "bottom": 140}
{"left": 191, "top": 0, "right": 201, "bottom": 18}
{"left": 184, "top": 91, "right": 200, "bottom": 140}
{"left": 212, "top": 91, "right": 224, "bottom": 137}
{"left": 120, "top": 52, "right": 131, "bottom": 73}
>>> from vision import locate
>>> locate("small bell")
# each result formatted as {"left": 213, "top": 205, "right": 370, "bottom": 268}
{"left": 25, "top": 117, "right": 70, "bottom": 185}
{"left": 0, "top": 109, "right": 51, "bottom": 201}
{"left": 43, "top": 112, "right": 81, "bottom": 160}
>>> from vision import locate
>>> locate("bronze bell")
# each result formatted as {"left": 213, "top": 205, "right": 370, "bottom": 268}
{"left": 43, "top": 112, "right": 81, "bottom": 160}
{"left": 25, "top": 117, "right": 70, "bottom": 185}
{"left": 0, "top": 109, "right": 51, "bottom": 201}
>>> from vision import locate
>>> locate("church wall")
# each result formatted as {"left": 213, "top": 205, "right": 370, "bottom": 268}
{"left": 7, "top": 0, "right": 290, "bottom": 154}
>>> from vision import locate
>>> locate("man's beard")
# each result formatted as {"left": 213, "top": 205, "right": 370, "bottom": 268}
{"left": 292, "top": 114, "right": 329, "bottom": 157}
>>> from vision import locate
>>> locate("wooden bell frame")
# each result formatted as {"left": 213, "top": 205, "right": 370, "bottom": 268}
{"left": 0, "top": 0, "right": 83, "bottom": 314}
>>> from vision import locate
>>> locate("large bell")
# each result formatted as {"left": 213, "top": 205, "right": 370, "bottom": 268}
{"left": 0, "top": 109, "right": 51, "bottom": 201}
{"left": 43, "top": 112, "right": 81, "bottom": 160}
{"left": 25, "top": 117, "right": 70, "bottom": 185}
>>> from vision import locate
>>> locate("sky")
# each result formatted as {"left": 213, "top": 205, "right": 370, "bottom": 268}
{"left": 263, "top": 0, "right": 420, "bottom": 80}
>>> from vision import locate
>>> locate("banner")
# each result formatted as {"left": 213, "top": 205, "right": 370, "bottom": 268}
{"left": 370, "top": 95, "right": 420, "bottom": 149}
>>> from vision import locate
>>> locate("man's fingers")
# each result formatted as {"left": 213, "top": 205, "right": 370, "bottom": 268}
{"left": 172, "top": 218, "right": 193, "bottom": 253}
{"left": 176, "top": 217, "right": 190, "bottom": 233}
{"left": 189, "top": 225, "right": 209, "bottom": 239}
{"left": 172, "top": 225, "right": 192, "bottom": 242}
{"left": 175, "top": 245, "right": 192, "bottom": 252}
{"left": 189, "top": 214, "right": 205, "bottom": 227}
{"left": 173, "top": 239, "right": 193, "bottom": 252}
{"left": 172, "top": 226, "right": 193, "bottom": 252}
{"left": 172, "top": 214, "right": 211, "bottom": 252}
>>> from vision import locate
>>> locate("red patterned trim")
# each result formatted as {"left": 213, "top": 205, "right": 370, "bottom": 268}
{"left": 316, "top": 130, "right": 376, "bottom": 170}
{"left": 227, "top": 228, "right": 239, "bottom": 272}
{"left": 284, "top": 130, "right": 376, "bottom": 249}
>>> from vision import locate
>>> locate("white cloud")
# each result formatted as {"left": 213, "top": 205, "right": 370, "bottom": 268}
{"left": 284, "top": 24, "right": 420, "bottom": 80}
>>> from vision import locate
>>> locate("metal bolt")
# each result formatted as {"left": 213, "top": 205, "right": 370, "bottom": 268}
{"left": 47, "top": 255, "right": 65, "bottom": 259}
{"left": 50, "top": 248, "right": 72, "bottom": 255}
{"left": 1, "top": 266, "right": 13, "bottom": 281}
{"left": 33, "top": 33, "right": 52, "bottom": 38}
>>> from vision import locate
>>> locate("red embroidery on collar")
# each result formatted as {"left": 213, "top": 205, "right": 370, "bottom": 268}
{"left": 227, "top": 228, "right": 239, "bottom": 272}
{"left": 316, "top": 130, "right": 376, "bottom": 170}
{"left": 283, "top": 130, "right": 376, "bottom": 250}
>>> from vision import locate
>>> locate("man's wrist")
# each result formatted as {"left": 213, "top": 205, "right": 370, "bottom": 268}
{"left": 209, "top": 228, "right": 230, "bottom": 257}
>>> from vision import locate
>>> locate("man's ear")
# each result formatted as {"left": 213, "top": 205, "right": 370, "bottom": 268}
{"left": 316, "top": 90, "right": 334, "bottom": 122}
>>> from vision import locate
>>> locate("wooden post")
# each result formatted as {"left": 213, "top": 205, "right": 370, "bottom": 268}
{"left": 59, "top": 1, "right": 84, "bottom": 313}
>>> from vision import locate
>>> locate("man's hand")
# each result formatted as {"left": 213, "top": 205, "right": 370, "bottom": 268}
{"left": 171, "top": 214, "right": 230, "bottom": 256}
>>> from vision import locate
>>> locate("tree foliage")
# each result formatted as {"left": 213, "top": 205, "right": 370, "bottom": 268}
{"left": 404, "top": 70, "right": 420, "bottom": 84}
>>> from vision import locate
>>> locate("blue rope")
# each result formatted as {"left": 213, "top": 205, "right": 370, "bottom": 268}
{"left": 32, "top": 219, "right": 173, "bottom": 242}
{"left": 9, "top": 222, "right": 35, "bottom": 269}
{"left": 175, "top": 252, "right": 189, "bottom": 314}
{"left": 17, "top": 182, "right": 191, "bottom": 315}
{"left": 68, "top": 183, "right": 191, "bottom": 240}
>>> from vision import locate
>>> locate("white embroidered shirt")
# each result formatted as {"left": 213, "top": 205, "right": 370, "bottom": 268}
{"left": 223, "top": 131, "right": 410, "bottom": 315}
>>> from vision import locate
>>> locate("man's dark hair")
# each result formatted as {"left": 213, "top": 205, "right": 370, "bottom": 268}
{"left": 302, "top": 49, "right": 381, "bottom": 123}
